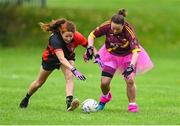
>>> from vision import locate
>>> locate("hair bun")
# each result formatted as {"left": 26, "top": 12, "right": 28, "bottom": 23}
{"left": 118, "top": 9, "right": 127, "bottom": 17}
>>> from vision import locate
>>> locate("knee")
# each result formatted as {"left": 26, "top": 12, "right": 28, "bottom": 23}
{"left": 65, "top": 74, "right": 73, "bottom": 83}
{"left": 126, "top": 79, "right": 135, "bottom": 86}
{"left": 101, "top": 79, "right": 110, "bottom": 87}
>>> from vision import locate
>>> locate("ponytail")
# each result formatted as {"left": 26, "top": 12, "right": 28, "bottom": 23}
{"left": 39, "top": 18, "right": 66, "bottom": 32}
{"left": 111, "top": 9, "right": 127, "bottom": 25}
{"left": 118, "top": 9, "right": 127, "bottom": 17}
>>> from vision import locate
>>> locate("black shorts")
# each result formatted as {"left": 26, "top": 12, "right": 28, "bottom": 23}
{"left": 41, "top": 60, "right": 61, "bottom": 71}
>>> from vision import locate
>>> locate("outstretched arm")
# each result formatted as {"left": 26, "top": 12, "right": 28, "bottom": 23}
{"left": 55, "top": 50, "right": 74, "bottom": 70}
{"left": 55, "top": 50, "right": 86, "bottom": 80}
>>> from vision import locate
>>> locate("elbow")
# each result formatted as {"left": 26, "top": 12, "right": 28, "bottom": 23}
{"left": 133, "top": 52, "right": 139, "bottom": 57}
{"left": 132, "top": 48, "right": 141, "bottom": 54}
{"left": 59, "top": 57, "right": 66, "bottom": 64}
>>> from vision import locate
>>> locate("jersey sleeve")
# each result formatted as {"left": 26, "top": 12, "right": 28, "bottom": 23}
{"left": 49, "top": 34, "right": 63, "bottom": 52}
{"left": 124, "top": 25, "right": 141, "bottom": 53}
{"left": 74, "top": 32, "right": 88, "bottom": 47}
{"left": 90, "top": 23, "right": 110, "bottom": 38}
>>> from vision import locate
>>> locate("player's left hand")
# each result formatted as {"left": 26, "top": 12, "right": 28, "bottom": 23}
{"left": 122, "top": 64, "right": 134, "bottom": 78}
{"left": 93, "top": 54, "right": 104, "bottom": 68}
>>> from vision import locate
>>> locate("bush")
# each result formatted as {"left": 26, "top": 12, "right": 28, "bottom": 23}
{"left": 0, "top": 5, "right": 109, "bottom": 47}
{"left": 0, "top": 3, "right": 180, "bottom": 57}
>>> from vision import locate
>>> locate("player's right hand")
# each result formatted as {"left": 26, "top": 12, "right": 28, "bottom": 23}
{"left": 85, "top": 46, "right": 94, "bottom": 60}
{"left": 71, "top": 68, "right": 86, "bottom": 81}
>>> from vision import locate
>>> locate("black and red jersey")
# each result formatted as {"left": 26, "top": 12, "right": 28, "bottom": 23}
{"left": 42, "top": 31, "right": 87, "bottom": 63}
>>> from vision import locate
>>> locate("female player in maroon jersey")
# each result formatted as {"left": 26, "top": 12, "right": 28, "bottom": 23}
{"left": 19, "top": 18, "right": 87, "bottom": 111}
{"left": 85, "top": 9, "right": 153, "bottom": 112}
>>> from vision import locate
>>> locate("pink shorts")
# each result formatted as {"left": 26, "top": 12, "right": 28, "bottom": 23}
{"left": 98, "top": 45, "right": 154, "bottom": 76}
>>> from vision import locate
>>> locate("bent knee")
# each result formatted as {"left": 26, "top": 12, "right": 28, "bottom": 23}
{"left": 101, "top": 80, "right": 111, "bottom": 87}
{"left": 126, "top": 79, "right": 135, "bottom": 86}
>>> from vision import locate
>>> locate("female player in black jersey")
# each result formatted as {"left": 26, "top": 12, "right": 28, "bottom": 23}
{"left": 19, "top": 18, "right": 87, "bottom": 111}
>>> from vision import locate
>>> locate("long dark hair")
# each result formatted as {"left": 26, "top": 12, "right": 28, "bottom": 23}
{"left": 39, "top": 18, "right": 76, "bottom": 33}
{"left": 111, "top": 9, "right": 127, "bottom": 25}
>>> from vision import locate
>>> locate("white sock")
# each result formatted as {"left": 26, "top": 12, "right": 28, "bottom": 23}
{"left": 129, "top": 102, "right": 136, "bottom": 105}
{"left": 103, "top": 92, "right": 109, "bottom": 98}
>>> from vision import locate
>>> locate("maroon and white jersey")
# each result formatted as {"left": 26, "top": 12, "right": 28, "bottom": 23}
{"left": 90, "top": 21, "right": 141, "bottom": 56}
